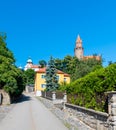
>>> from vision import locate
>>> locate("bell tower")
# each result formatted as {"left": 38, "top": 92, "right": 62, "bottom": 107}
{"left": 74, "top": 35, "right": 84, "bottom": 59}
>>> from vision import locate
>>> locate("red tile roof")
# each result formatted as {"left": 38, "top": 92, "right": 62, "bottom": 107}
{"left": 36, "top": 67, "right": 46, "bottom": 73}
{"left": 36, "top": 67, "right": 70, "bottom": 77}
{"left": 31, "top": 65, "right": 40, "bottom": 68}
{"left": 64, "top": 73, "right": 70, "bottom": 77}
{"left": 57, "top": 70, "right": 64, "bottom": 74}
{"left": 83, "top": 56, "right": 101, "bottom": 61}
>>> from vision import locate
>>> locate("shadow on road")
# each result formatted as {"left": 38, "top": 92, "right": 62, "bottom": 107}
{"left": 13, "top": 94, "right": 32, "bottom": 104}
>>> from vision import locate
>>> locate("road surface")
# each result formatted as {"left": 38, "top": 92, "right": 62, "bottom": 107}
{"left": 0, "top": 93, "right": 68, "bottom": 130}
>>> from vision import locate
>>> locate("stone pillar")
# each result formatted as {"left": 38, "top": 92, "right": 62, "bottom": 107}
{"left": 44, "top": 91, "right": 46, "bottom": 98}
{"left": 62, "top": 92, "right": 67, "bottom": 110}
{"left": 107, "top": 91, "right": 116, "bottom": 130}
{"left": 25, "top": 86, "right": 29, "bottom": 93}
{"left": 0, "top": 93, "right": 2, "bottom": 105}
{"left": 52, "top": 91, "right": 56, "bottom": 101}
{"left": 63, "top": 92, "right": 67, "bottom": 103}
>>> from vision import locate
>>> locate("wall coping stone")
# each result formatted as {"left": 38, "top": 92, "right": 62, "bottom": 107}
{"left": 105, "top": 91, "right": 116, "bottom": 95}
{"left": 38, "top": 97, "right": 93, "bottom": 130}
{"left": 65, "top": 103, "right": 108, "bottom": 119}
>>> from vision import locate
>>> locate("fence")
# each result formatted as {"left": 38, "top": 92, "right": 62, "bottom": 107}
{"left": 41, "top": 91, "right": 116, "bottom": 130}
{"left": 41, "top": 91, "right": 67, "bottom": 104}
{"left": 66, "top": 92, "right": 116, "bottom": 130}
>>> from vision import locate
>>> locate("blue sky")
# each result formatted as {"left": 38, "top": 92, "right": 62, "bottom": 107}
{"left": 0, "top": 0, "right": 116, "bottom": 67}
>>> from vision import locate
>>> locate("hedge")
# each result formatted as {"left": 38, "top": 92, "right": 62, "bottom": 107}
{"left": 61, "top": 64, "right": 116, "bottom": 112}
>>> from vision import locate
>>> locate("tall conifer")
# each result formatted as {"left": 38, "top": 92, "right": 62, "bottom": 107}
{"left": 45, "top": 56, "right": 59, "bottom": 91}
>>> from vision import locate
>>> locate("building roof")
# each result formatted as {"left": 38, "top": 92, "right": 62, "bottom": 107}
{"left": 83, "top": 55, "right": 101, "bottom": 61}
{"left": 31, "top": 65, "right": 40, "bottom": 68}
{"left": 76, "top": 35, "right": 82, "bottom": 43}
{"left": 57, "top": 70, "right": 64, "bottom": 74}
{"left": 27, "top": 58, "right": 33, "bottom": 63}
{"left": 64, "top": 73, "right": 70, "bottom": 77}
{"left": 37, "top": 67, "right": 46, "bottom": 73}
{"left": 36, "top": 67, "right": 70, "bottom": 77}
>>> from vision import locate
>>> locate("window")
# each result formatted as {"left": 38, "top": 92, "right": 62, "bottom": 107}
{"left": 64, "top": 78, "right": 67, "bottom": 82}
{"left": 41, "top": 75, "right": 45, "bottom": 79}
{"left": 56, "top": 75, "right": 59, "bottom": 81}
{"left": 41, "top": 84, "right": 46, "bottom": 88}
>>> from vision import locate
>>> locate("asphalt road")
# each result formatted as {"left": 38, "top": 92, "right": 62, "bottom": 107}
{"left": 0, "top": 93, "right": 68, "bottom": 130}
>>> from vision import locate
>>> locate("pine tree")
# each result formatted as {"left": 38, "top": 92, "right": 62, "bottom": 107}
{"left": 45, "top": 56, "right": 59, "bottom": 91}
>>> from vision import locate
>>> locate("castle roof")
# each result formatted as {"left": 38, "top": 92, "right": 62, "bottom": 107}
{"left": 76, "top": 35, "right": 82, "bottom": 43}
{"left": 83, "top": 55, "right": 101, "bottom": 61}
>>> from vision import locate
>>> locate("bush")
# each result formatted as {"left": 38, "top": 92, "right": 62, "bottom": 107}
{"left": 63, "top": 64, "right": 116, "bottom": 112}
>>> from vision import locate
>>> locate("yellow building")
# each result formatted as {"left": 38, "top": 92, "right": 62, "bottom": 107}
{"left": 34, "top": 67, "right": 70, "bottom": 96}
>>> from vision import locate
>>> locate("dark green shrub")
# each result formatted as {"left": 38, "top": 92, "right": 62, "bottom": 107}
{"left": 63, "top": 64, "right": 116, "bottom": 112}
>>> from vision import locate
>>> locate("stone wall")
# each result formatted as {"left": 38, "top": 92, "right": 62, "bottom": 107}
{"left": 40, "top": 91, "right": 116, "bottom": 130}
{"left": 0, "top": 89, "right": 11, "bottom": 105}
{"left": 38, "top": 97, "right": 92, "bottom": 130}
{"left": 107, "top": 91, "right": 116, "bottom": 130}
{"left": 25, "top": 85, "right": 34, "bottom": 93}
{"left": 65, "top": 103, "right": 109, "bottom": 130}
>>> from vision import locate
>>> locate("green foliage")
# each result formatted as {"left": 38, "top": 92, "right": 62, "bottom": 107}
{"left": 39, "top": 60, "right": 47, "bottom": 68}
{"left": 0, "top": 33, "right": 25, "bottom": 98}
{"left": 23, "top": 69, "right": 35, "bottom": 85}
{"left": 55, "top": 55, "right": 102, "bottom": 81}
{"left": 61, "top": 64, "right": 116, "bottom": 112}
{"left": 45, "top": 56, "right": 59, "bottom": 91}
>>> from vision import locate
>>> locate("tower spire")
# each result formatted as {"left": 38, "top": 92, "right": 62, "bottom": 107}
{"left": 74, "top": 34, "right": 84, "bottom": 59}
{"left": 76, "top": 35, "right": 82, "bottom": 43}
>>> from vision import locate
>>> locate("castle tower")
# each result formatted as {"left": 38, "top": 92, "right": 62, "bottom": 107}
{"left": 74, "top": 35, "right": 84, "bottom": 59}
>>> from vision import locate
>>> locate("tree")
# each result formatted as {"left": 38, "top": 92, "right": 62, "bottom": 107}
{"left": 45, "top": 56, "right": 59, "bottom": 91}
{"left": 63, "top": 63, "right": 116, "bottom": 112}
{"left": 0, "top": 33, "right": 25, "bottom": 98}
{"left": 54, "top": 58, "right": 63, "bottom": 70}
{"left": 72, "top": 58, "right": 102, "bottom": 80}
{"left": 24, "top": 69, "right": 35, "bottom": 85}
{"left": 55, "top": 55, "right": 102, "bottom": 81}
{"left": 55, "top": 55, "right": 77, "bottom": 74}
{"left": 39, "top": 60, "right": 47, "bottom": 68}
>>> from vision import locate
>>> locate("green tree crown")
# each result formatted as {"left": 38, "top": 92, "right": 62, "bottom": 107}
{"left": 45, "top": 56, "right": 59, "bottom": 91}
{"left": 0, "top": 33, "right": 25, "bottom": 98}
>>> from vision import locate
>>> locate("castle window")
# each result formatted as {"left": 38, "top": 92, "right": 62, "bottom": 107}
{"left": 76, "top": 47, "right": 81, "bottom": 50}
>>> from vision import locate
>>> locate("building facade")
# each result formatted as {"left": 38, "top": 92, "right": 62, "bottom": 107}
{"left": 34, "top": 67, "right": 70, "bottom": 96}
{"left": 24, "top": 58, "right": 40, "bottom": 71}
